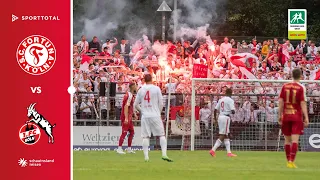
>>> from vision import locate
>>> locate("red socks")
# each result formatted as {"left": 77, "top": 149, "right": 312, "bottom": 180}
{"left": 291, "top": 143, "right": 298, "bottom": 162}
{"left": 118, "top": 131, "right": 126, "bottom": 146}
{"left": 285, "top": 143, "right": 298, "bottom": 162}
{"left": 285, "top": 144, "right": 291, "bottom": 161}
{"left": 128, "top": 132, "right": 134, "bottom": 147}
{"left": 118, "top": 131, "right": 134, "bottom": 148}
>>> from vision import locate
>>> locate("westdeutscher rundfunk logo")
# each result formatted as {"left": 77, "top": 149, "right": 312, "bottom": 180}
{"left": 16, "top": 35, "right": 56, "bottom": 75}
{"left": 289, "top": 11, "right": 305, "bottom": 24}
{"left": 19, "top": 103, "right": 56, "bottom": 145}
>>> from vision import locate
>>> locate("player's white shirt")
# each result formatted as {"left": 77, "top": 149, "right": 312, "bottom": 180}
{"left": 215, "top": 96, "right": 235, "bottom": 116}
{"left": 134, "top": 84, "right": 163, "bottom": 118}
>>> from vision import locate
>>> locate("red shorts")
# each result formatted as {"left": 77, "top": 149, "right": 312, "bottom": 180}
{"left": 122, "top": 122, "right": 134, "bottom": 133}
{"left": 281, "top": 120, "right": 304, "bottom": 136}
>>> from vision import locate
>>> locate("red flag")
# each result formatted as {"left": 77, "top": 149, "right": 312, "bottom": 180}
{"left": 169, "top": 106, "right": 200, "bottom": 120}
{"left": 315, "top": 69, "right": 320, "bottom": 80}
{"left": 81, "top": 54, "right": 92, "bottom": 64}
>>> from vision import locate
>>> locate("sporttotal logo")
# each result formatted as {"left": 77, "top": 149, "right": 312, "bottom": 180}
{"left": 16, "top": 35, "right": 56, "bottom": 75}
{"left": 12, "top": 14, "right": 18, "bottom": 22}
{"left": 19, "top": 123, "right": 41, "bottom": 145}
{"left": 289, "top": 10, "right": 306, "bottom": 24}
{"left": 309, "top": 134, "right": 320, "bottom": 149}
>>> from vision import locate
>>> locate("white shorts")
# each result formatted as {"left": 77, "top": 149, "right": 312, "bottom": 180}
{"left": 218, "top": 115, "right": 231, "bottom": 135}
{"left": 141, "top": 116, "right": 165, "bottom": 138}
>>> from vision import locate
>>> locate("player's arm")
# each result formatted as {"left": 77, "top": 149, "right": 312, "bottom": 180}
{"left": 278, "top": 86, "right": 285, "bottom": 125}
{"left": 213, "top": 109, "right": 218, "bottom": 124}
{"left": 124, "top": 93, "right": 132, "bottom": 124}
{"left": 134, "top": 91, "right": 142, "bottom": 112}
{"left": 230, "top": 100, "right": 236, "bottom": 114}
{"left": 300, "top": 86, "right": 309, "bottom": 127}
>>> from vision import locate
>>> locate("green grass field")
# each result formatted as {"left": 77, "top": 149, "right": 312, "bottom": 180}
{"left": 74, "top": 151, "right": 320, "bottom": 180}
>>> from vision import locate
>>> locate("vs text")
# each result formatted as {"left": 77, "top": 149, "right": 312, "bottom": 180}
{"left": 30, "top": 87, "right": 42, "bottom": 94}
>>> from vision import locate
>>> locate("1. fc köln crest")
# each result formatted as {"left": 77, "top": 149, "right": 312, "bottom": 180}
{"left": 16, "top": 35, "right": 56, "bottom": 75}
{"left": 19, "top": 103, "right": 56, "bottom": 145}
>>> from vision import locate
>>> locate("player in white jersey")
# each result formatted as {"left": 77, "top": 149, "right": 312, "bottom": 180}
{"left": 209, "top": 88, "right": 237, "bottom": 157}
{"left": 134, "top": 74, "right": 173, "bottom": 162}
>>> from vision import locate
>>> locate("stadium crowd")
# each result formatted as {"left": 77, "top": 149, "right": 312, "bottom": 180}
{"left": 72, "top": 35, "right": 320, "bottom": 124}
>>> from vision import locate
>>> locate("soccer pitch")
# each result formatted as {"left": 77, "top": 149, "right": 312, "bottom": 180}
{"left": 74, "top": 151, "right": 320, "bottom": 180}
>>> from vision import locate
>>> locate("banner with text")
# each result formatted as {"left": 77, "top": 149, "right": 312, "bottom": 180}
{"left": 73, "top": 126, "right": 143, "bottom": 146}
{"left": 192, "top": 64, "right": 208, "bottom": 78}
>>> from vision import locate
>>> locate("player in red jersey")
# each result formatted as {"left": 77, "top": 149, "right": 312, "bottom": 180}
{"left": 278, "top": 68, "right": 309, "bottom": 168}
{"left": 117, "top": 83, "right": 137, "bottom": 154}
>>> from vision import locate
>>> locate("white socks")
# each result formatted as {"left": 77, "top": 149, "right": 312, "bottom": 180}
{"left": 142, "top": 137, "right": 167, "bottom": 160}
{"left": 142, "top": 138, "right": 150, "bottom": 160}
{"left": 212, "top": 139, "right": 222, "bottom": 151}
{"left": 224, "top": 139, "right": 231, "bottom": 153}
{"left": 160, "top": 136, "right": 167, "bottom": 157}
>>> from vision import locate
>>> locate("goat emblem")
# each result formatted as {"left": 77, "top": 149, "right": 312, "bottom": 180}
{"left": 26, "top": 103, "right": 56, "bottom": 144}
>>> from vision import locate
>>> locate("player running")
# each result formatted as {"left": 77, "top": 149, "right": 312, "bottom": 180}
{"left": 278, "top": 68, "right": 309, "bottom": 168}
{"left": 117, "top": 83, "right": 137, "bottom": 154}
{"left": 210, "top": 88, "right": 237, "bottom": 157}
{"left": 134, "top": 74, "right": 173, "bottom": 162}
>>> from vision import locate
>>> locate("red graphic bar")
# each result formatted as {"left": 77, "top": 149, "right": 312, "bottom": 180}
{"left": 2, "top": 0, "right": 71, "bottom": 179}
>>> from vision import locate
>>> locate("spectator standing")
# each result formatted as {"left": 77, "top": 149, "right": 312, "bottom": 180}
{"left": 271, "top": 38, "right": 281, "bottom": 60}
{"left": 261, "top": 40, "right": 270, "bottom": 57}
{"left": 266, "top": 102, "right": 277, "bottom": 122}
{"left": 281, "top": 40, "right": 295, "bottom": 65}
{"left": 78, "top": 72, "right": 92, "bottom": 90}
{"left": 199, "top": 103, "right": 212, "bottom": 129}
{"left": 89, "top": 36, "right": 101, "bottom": 52}
{"left": 183, "top": 41, "right": 194, "bottom": 58}
{"left": 76, "top": 35, "right": 89, "bottom": 55}
{"left": 80, "top": 97, "right": 92, "bottom": 119}
{"left": 231, "top": 102, "right": 244, "bottom": 122}
{"left": 220, "top": 37, "right": 232, "bottom": 57}
{"left": 115, "top": 87, "right": 125, "bottom": 120}
{"left": 296, "top": 39, "right": 308, "bottom": 55}
{"left": 116, "top": 38, "right": 131, "bottom": 65}
{"left": 307, "top": 42, "right": 318, "bottom": 60}
{"left": 176, "top": 41, "right": 184, "bottom": 58}
{"left": 249, "top": 39, "right": 260, "bottom": 54}
{"left": 73, "top": 96, "right": 79, "bottom": 120}
{"left": 102, "top": 38, "right": 118, "bottom": 55}
{"left": 164, "top": 76, "right": 181, "bottom": 118}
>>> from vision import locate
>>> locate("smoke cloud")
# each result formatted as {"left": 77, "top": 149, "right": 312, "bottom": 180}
{"left": 73, "top": 0, "right": 226, "bottom": 42}
{"left": 170, "top": 0, "right": 226, "bottom": 39}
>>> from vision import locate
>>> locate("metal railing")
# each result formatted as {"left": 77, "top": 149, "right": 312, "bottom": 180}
{"left": 73, "top": 90, "right": 320, "bottom": 151}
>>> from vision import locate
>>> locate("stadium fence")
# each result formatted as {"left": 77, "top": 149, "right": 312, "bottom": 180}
{"left": 73, "top": 81, "right": 320, "bottom": 151}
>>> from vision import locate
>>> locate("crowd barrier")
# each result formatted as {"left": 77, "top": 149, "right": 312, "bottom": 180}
{"left": 73, "top": 91, "right": 320, "bottom": 151}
